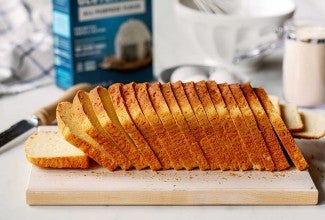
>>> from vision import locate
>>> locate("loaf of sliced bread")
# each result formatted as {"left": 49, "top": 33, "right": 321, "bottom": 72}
{"left": 24, "top": 126, "right": 89, "bottom": 168}
{"left": 50, "top": 81, "right": 310, "bottom": 172}
{"left": 108, "top": 83, "right": 161, "bottom": 170}
{"left": 254, "top": 88, "right": 308, "bottom": 171}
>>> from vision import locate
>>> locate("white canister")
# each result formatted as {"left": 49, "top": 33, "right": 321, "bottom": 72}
{"left": 283, "top": 26, "right": 325, "bottom": 107}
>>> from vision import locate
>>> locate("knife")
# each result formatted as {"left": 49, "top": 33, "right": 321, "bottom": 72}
{"left": 0, "top": 83, "right": 93, "bottom": 150}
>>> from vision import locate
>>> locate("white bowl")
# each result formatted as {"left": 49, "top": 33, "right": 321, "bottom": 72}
{"left": 175, "top": 0, "right": 295, "bottom": 70}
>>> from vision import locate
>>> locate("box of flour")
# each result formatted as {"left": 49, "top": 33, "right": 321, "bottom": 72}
{"left": 52, "top": 0, "right": 153, "bottom": 89}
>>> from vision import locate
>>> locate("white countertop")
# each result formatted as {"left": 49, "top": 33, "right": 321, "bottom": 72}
{"left": 1, "top": 0, "right": 325, "bottom": 219}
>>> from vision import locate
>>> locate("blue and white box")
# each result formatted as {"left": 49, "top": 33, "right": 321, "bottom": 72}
{"left": 52, "top": 0, "right": 153, "bottom": 89}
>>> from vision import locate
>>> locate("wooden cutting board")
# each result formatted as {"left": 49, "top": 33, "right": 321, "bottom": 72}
{"left": 26, "top": 166, "right": 318, "bottom": 205}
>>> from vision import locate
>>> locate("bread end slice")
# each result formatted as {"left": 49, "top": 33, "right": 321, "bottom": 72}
{"left": 292, "top": 111, "right": 325, "bottom": 139}
{"left": 24, "top": 126, "right": 89, "bottom": 169}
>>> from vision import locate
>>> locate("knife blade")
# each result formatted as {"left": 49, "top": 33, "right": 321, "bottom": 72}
{"left": 0, "top": 83, "right": 93, "bottom": 150}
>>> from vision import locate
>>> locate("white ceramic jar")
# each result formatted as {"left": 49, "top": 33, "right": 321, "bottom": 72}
{"left": 283, "top": 26, "right": 325, "bottom": 106}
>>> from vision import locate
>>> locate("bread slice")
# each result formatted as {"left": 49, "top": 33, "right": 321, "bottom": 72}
{"left": 268, "top": 95, "right": 281, "bottom": 115}
{"left": 229, "top": 84, "right": 275, "bottom": 171}
{"left": 292, "top": 111, "right": 325, "bottom": 139}
{"left": 254, "top": 87, "right": 309, "bottom": 170}
{"left": 148, "top": 82, "right": 197, "bottom": 170}
{"left": 134, "top": 83, "right": 182, "bottom": 170}
{"left": 161, "top": 82, "right": 210, "bottom": 170}
{"left": 121, "top": 83, "right": 171, "bottom": 169}
{"left": 218, "top": 83, "right": 264, "bottom": 170}
{"left": 240, "top": 83, "right": 289, "bottom": 171}
{"left": 76, "top": 90, "right": 132, "bottom": 170}
{"left": 108, "top": 83, "right": 161, "bottom": 170}
{"left": 57, "top": 102, "right": 118, "bottom": 171}
{"left": 184, "top": 81, "right": 234, "bottom": 170}
{"left": 171, "top": 81, "right": 222, "bottom": 170}
{"left": 94, "top": 86, "right": 147, "bottom": 170}
{"left": 72, "top": 95, "right": 119, "bottom": 170}
{"left": 24, "top": 126, "right": 89, "bottom": 169}
{"left": 195, "top": 81, "right": 240, "bottom": 171}
{"left": 206, "top": 81, "right": 252, "bottom": 171}
{"left": 280, "top": 103, "right": 304, "bottom": 132}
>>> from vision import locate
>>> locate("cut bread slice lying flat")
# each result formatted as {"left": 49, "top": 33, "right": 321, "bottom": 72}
{"left": 292, "top": 111, "right": 325, "bottom": 139}
{"left": 24, "top": 126, "right": 89, "bottom": 169}
{"left": 57, "top": 102, "right": 117, "bottom": 171}
{"left": 254, "top": 88, "right": 308, "bottom": 171}
{"left": 108, "top": 83, "right": 161, "bottom": 170}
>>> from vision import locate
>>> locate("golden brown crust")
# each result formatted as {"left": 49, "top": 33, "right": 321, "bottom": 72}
{"left": 161, "top": 82, "right": 210, "bottom": 170}
{"left": 57, "top": 102, "right": 117, "bottom": 171}
{"left": 206, "top": 81, "right": 252, "bottom": 171}
{"left": 108, "top": 83, "right": 162, "bottom": 170}
{"left": 77, "top": 91, "right": 132, "bottom": 170}
{"left": 254, "top": 87, "right": 309, "bottom": 171}
{"left": 95, "top": 86, "right": 147, "bottom": 170}
{"left": 148, "top": 82, "right": 197, "bottom": 170}
{"left": 240, "top": 83, "right": 289, "bottom": 171}
{"left": 122, "top": 83, "right": 171, "bottom": 169}
{"left": 135, "top": 83, "right": 182, "bottom": 170}
{"left": 195, "top": 81, "right": 239, "bottom": 170}
{"left": 218, "top": 83, "right": 264, "bottom": 170}
{"left": 229, "top": 84, "right": 275, "bottom": 171}
{"left": 171, "top": 81, "right": 221, "bottom": 170}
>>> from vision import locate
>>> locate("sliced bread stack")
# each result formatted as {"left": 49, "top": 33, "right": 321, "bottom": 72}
{"left": 54, "top": 81, "right": 309, "bottom": 171}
